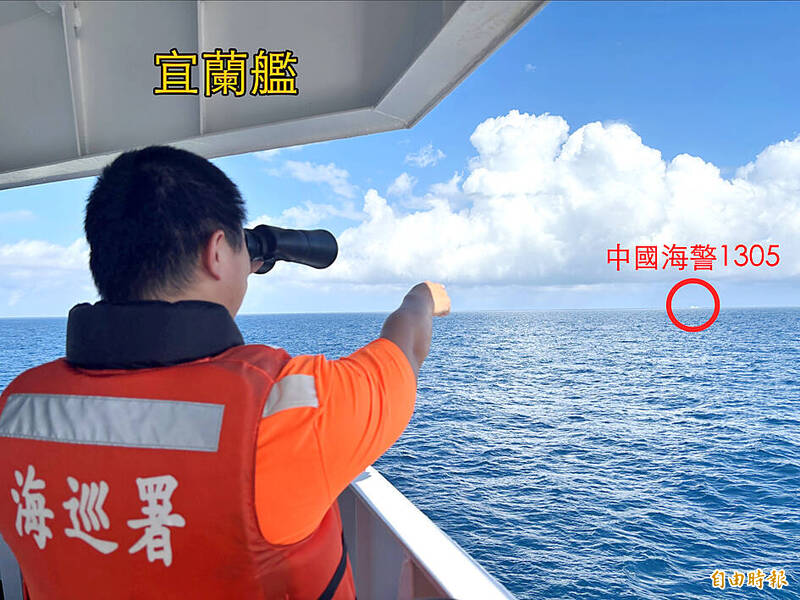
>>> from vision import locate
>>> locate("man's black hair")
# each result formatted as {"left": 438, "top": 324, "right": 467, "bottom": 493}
{"left": 84, "top": 145, "right": 246, "bottom": 302}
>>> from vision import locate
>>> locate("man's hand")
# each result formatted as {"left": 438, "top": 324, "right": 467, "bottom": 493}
{"left": 403, "top": 281, "right": 451, "bottom": 317}
{"left": 380, "top": 281, "right": 452, "bottom": 377}
{"left": 423, "top": 281, "right": 451, "bottom": 316}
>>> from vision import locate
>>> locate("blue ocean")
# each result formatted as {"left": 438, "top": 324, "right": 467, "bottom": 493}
{"left": 1, "top": 309, "right": 798, "bottom": 599}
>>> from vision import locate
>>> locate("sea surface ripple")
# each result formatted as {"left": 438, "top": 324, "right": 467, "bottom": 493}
{"left": 1, "top": 308, "right": 797, "bottom": 599}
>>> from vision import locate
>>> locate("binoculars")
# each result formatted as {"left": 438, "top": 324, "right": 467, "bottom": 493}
{"left": 244, "top": 225, "right": 338, "bottom": 274}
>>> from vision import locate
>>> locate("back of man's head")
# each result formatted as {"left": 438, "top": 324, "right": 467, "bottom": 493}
{"left": 85, "top": 145, "right": 246, "bottom": 303}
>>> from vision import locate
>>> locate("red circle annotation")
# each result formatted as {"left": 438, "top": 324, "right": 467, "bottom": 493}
{"left": 665, "top": 278, "right": 720, "bottom": 332}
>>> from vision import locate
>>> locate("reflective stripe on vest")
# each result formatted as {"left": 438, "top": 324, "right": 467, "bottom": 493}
{"left": 0, "top": 347, "right": 356, "bottom": 600}
{"left": 0, "top": 393, "right": 223, "bottom": 452}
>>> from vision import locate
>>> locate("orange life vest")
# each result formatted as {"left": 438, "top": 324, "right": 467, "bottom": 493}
{"left": 0, "top": 344, "right": 356, "bottom": 599}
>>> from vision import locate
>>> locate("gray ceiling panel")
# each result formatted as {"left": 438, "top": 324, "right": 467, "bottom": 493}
{"left": 0, "top": 8, "right": 76, "bottom": 172}
{"left": 0, "top": 0, "right": 545, "bottom": 191}
{"left": 75, "top": 1, "right": 200, "bottom": 155}
{"left": 0, "top": 1, "right": 41, "bottom": 28}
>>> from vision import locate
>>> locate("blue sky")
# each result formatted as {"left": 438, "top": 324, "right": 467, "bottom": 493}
{"left": 1, "top": 1, "right": 798, "bottom": 317}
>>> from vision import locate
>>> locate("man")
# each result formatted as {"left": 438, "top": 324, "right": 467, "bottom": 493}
{"left": 0, "top": 146, "right": 450, "bottom": 599}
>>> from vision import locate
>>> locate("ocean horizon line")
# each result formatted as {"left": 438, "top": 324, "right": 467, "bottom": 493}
{"left": 1, "top": 305, "right": 798, "bottom": 320}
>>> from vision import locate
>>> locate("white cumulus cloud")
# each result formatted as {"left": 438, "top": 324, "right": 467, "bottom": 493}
{"left": 0, "top": 237, "right": 96, "bottom": 312}
{"left": 0, "top": 238, "right": 88, "bottom": 270}
{"left": 387, "top": 172, "right": 417, "bottom": 197}
{"left": 269, "top": 160, "right": 357, "bottom": 198}
{"left": 0, "top": 210, "right": 34, "bottom": 224}
{"left": 405, "top": 143, "right": 446, "bottom": 168}
{"left": 6, "top": 110, "right": 799, "bottom": 315}
{"left": 275, "top": 110, "right": 799, "bottom": 287}
{"left": 247, "top": 200, "right": 362, "bottom": 230}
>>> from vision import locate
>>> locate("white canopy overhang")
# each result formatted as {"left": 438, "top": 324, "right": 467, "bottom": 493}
{"left": 0, "top": 0, "right": 545, "bottom": 191}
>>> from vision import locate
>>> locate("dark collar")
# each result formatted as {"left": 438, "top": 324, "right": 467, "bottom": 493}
{"left": 66, "top": 300, "right": 244, "bottom": 369}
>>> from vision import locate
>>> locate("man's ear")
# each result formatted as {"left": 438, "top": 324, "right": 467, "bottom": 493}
{"left": 201, "top": 230, "right": 226, "bottom": 281}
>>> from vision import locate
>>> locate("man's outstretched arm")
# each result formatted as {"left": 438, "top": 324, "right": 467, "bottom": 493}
{"left": 380, "top": 281, "right": 451, "bottom": 378}
{"left": 254, "top": 281, "right": 450, "bottom": 544}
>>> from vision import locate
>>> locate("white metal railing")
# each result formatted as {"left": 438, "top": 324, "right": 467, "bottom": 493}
{"left": 0, "top": 532, "right": 23, "bottom": 600}
{"left": 0, "top": 467, "right": 515, "bottom": 600}
{"left": 338, "top": 467, "right": 515, "bottom": 599}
